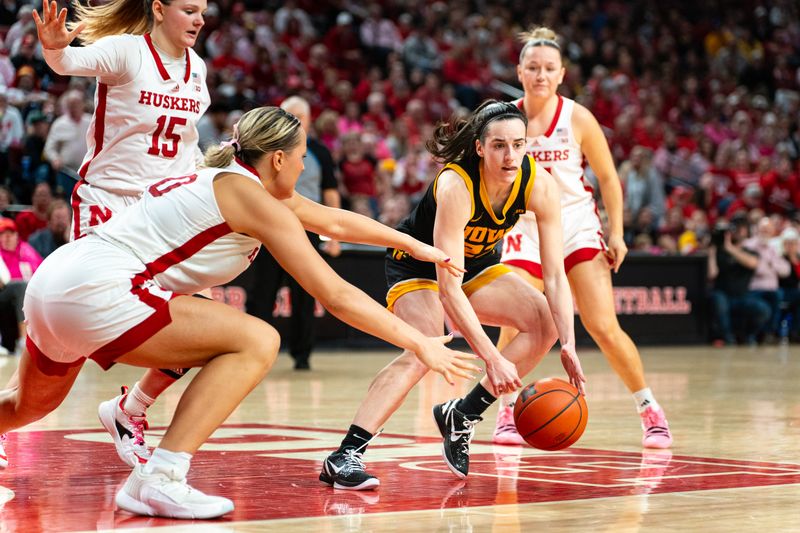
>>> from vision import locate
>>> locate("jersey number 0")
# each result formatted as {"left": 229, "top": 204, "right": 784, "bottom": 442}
{"left": 148, "top": 115, "right": 187, "bottom": 158}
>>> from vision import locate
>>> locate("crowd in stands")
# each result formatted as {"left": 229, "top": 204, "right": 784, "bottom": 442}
{"left": 0, "top": 0, "right": 798, "bottom": 345}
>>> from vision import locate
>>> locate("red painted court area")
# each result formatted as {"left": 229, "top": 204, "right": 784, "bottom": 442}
{"left": 2, "top": 424, "right": 799, "bottom": 530}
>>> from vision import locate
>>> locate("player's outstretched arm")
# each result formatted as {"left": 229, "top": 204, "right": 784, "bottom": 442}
{"left": 283, "top": 191, "right": 465, "bottom": 278}
{"left": 216, "top": 173, "right": 481, "bottom": 384}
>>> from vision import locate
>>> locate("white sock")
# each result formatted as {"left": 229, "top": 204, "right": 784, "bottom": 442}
{"left": 633, "top": 387, "right": 659, "bottom": 413}
{"left": 500, "top": 391, "right": 520, "bottom": 409}
{"left": 123, "top": 382, "right": 155, "bottom": 416}
{"left": 143, "top": 447, "right": 193, "bottom": 479}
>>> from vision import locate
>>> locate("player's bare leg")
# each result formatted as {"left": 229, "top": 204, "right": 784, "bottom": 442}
{"left": 569, "top": 254, "right": 671, "bottom": 448}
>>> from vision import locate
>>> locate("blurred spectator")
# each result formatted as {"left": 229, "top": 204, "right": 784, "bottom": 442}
{"left": 726, "top": 182, "right": 763, "bottom": 218}
{"left": 653, "top": 127, "right": 696, "bottom": 189}
{"left": 658, "top": 206, "right": 686, "bottom": 241}
{"left": 359, "top": 3, "right": 403, "bottom": 72}
{"left": 0, "top": 216, "right": 42, "bottom": 354}
{"left": 778, "top": 227, "right": 800, "bottom": 342}
{"left": 679, "top": 210, "right": 711, "bottom": 254}
{"left": 743, "top": 217, "right": 791, "bottom": 341}
{"left": 19, "top": 110, "right": 51, "bottom": 201}
{"left": 339, "top": 132, "right": 380, "bottom": 218}
{"left": 0, "top": 186, "right": 14, "bottom": 219}
{"left": 27, "top": 198, "right": 69, "bottom": 259}
{"left": 4, "top": 5, "right": 35, "bottom": 52}
{"left": 42, "top": 90, "right": 90, "bottom": 199}
{"left": 402, "top": 20, "right": 441, "bottom": 73}
{"left": 10, "top": 32, "right": 47, "bottom": 82}
{"left": 15, "top": 182, "right": 52, "bottom": 241}
{"left": 379, "top": 193, "right": 411, "bottom": 228}
{"left": 361, "top": 91, "right": 392, "bottom": 136}
{"left": 760, "top": 154, "right": 799, "bottom": 216}
{"left": 708, "top": 215, "right": 770, "bottom": 346}
{"left": 197, "top": 102, "right": 230, "bottom": 151}
{"left": 619, "top": 146, "right": 665, "bottom": 223}
{"left": 323, "top": 12, "right": 362, "bottom": 73}
{"left": 0, "top": 46, "right": 15, "bottom": 87}
{"left": 0, "top": 88, "right": 24, "bottom": 182}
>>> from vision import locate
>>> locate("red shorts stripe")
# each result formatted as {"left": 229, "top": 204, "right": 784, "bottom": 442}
{"left": 564, "top": 247, "right": 608, "bottom": 273}
{"left": 503, "top": 259, "right": 543, "bottom": 279}
{"left": 26, "top": 337, "right": 85, "bottom": 377}
{"left": 89, "top": 297, "right": 174, "bottom": 371}
{"left": 503, "top": 247, "right": 609, "bottom": 280}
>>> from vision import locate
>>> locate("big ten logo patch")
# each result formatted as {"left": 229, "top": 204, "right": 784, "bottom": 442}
{"left": 272, "top": 286, "right": 325, "bottom": 318}
{"left": 211, "top": 285, "right": 247, "bottom": 312}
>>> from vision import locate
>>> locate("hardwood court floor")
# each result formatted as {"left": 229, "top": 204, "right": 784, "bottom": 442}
{"left": 1, "top": 344, "right": 799, "bottom": 532}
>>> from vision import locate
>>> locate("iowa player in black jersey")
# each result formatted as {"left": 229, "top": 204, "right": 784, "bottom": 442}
{"left": 321, "top": 101, "right": 586, "bottom": 489}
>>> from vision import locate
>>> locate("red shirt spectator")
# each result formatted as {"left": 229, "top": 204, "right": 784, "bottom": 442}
{"left": 760, "top": 156, "right": 798, "bottom": 215}
{"left": 15, "top": 182, "right": 52, "bottom": 241}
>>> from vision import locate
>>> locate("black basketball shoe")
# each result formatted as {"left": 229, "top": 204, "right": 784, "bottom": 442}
{"left": 433, "top": 399, "right": 482, "bottom": 479}
{"left": 320, "top": 448, "right": 380, "bottom": 491}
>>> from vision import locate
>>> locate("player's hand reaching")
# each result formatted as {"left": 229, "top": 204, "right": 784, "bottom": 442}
{"left": 33, "top": 0, "right": 85, "bottom": 50}
{"left": 484, "top": 354, "right": 522, "bottom": 396}
{"left": 560, "top": 342, "right": 586, "bottom": 396}
{"left": 415, "top": 335, "right": 482, "bottom": 385}
{"left": 406, "top": 241, "right": 466, "bottom": 278}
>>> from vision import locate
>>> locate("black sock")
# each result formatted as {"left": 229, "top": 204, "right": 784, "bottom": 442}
{"left": 337, "top": 424, "right": 374, "bottom": 453}
{"left": 457, "top": 383, "right": 497, "bottom": 417}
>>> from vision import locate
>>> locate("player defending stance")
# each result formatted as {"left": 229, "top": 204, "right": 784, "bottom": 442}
{"left": 0, "top": 107, "right": 481, "bottom": 518}
{"left": 320, "top": 101, "right": 586, "bottom": 490}
{"left": 30, "top": 0, "right": 212, "bottom": 468}
{"left": 492, "top": 27, "right": 672, "bottom": 449}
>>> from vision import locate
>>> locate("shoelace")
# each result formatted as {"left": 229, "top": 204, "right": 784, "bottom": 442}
{"left": 127, "top": 414, "right": 150, "bottom": 447}
{"left": 642, "top": 410, "right": 670, "bottom": 436}
{"left": 340, "top": 449, "right": 368, "bottom": 474}
{"left": 453, "top": 418, "right": 479, "bottom": 455}
{"left": 340, "top": 428, "right": 384, "bottom": 474}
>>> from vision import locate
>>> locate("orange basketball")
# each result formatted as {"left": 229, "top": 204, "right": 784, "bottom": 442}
{"left": 513, "top": 377, "right": 588, "bottom": 450}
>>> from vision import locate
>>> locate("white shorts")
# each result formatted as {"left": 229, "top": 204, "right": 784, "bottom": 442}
{"left": 70, "top": 181, "right": 141, "bottom": 241}
{"left": 23, "top": 237, "right": 174, "bottom": 375}
{"left": 502, "top": 204, "right": 608, "bottom": 278}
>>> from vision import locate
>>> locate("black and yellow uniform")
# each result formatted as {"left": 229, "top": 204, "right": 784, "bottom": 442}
{"left": 386, "top": 154, "right": 536, "bottom": 311}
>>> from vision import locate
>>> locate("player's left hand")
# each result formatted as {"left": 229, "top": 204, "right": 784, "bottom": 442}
{"left": 560, "top": 342, "right": 586, "bottom": 396}
{"left": 605, "top": 233, "right": 628, "bottom": 273}
{"left": 408, "top": 242, "right": 466, "bottom": 278}
{"left": 33, "top": 0, "right": 85, "bottom": 50}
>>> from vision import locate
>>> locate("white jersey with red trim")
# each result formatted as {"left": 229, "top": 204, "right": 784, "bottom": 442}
{"left": 73, "top": 34, "right": 209, "bottom": 195}
{"left": 92, "top": 160, "right": 261, "bottom": 295}
{"left": 513, "top": 95, "right": 592, "bottom": 211}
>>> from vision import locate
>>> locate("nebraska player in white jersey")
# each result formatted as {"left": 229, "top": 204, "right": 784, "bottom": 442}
{"left": 494, "top": 27, "right": 672, "bottom": 449}
{"left": 0, "top": 107, "right": 478, "bottom": 518}
{"left": 28, "top": 0, "right": 210, "bottom": 470}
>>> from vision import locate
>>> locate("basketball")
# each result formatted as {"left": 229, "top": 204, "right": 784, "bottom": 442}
{"left": 513, "top": 377, "right": 588, "bottom": 450}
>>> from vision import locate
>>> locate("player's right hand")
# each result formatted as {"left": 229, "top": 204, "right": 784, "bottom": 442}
{"left": 33, "top": 0, "right": 85, "bottom": 50}
{"left": 484, "top": 354, "right": 522, "bottom": 396}
{"left": 560, "top": 343, "right": 586, "bottom": 396}
{"left": 416, "top": 335, "right": 482, "bottom": 385}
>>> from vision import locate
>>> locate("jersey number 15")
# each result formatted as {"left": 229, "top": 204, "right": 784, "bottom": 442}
{"left": 148, "top": 115, "right": 187, "bottom": 158}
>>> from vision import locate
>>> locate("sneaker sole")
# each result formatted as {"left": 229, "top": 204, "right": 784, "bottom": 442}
{"left": 492, "top": 433, "right": 526, "bottom": 445}
{"left": 319, "top": 470, "right": 380, "bottom": 491}
{"left": 98, "top": 399, "right": 144, "bottom": 468}
{"left": 115, "top": 490, "right": 234, "bottom": 519}
{"left": 440, "top": 444, "right": 467, "bottom": 479}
